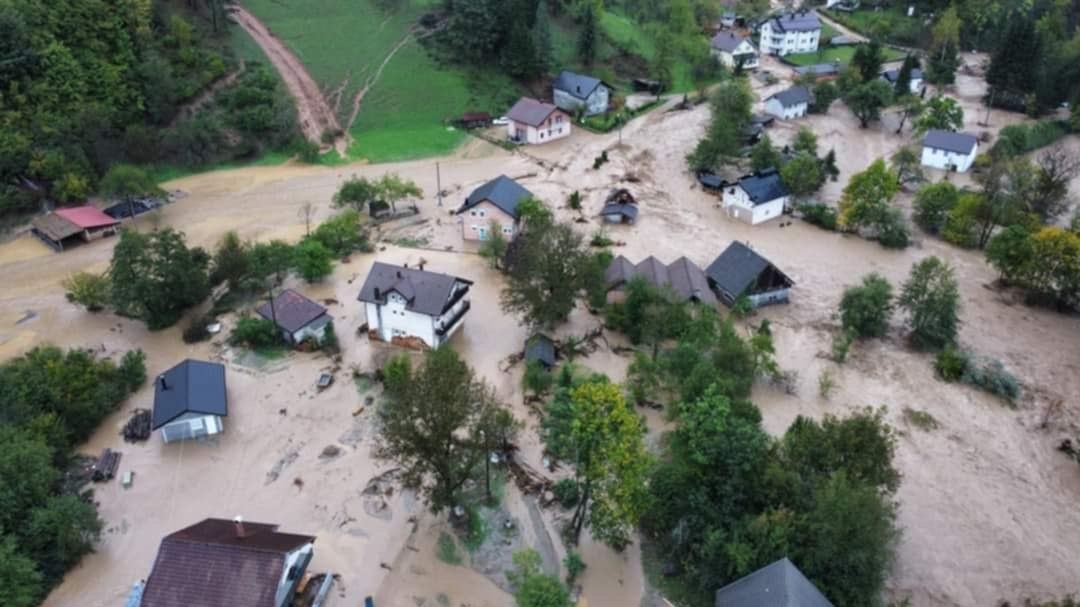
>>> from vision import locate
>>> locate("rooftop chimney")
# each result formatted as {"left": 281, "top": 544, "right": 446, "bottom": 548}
{"left": 158, "top": 375, "right": 168, "bottom": 391}
{"left": 233, "top": 515, "right": 245, "bottom": 538}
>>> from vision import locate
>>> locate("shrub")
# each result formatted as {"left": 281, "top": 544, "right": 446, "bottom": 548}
{"left": 840, "top": 274, "right": 894, "bottom": 338}
{"left": 798, "top": 203, "right": 838, "bottom": 231}
{"left": 182, "top": 319, "right": 211, "bottom": 344}
{"left": 62, "top": 272, "right": 111, "bottom": 312}
{"left": 551, "top": 478, "right": 580, "bottom": 507}
{"left": 876, "top": 209, "right": 910, "bottom": 249}
{"left": 321, "top": 320, "right": 339, "bottom": 353}
{"left": 731, "top": 294, "right": 753, "bottom": 318}
{"left": 961, "top": 357, "right": 1021, "bottom": 403}
{"left": 831, "top": 330, "right": 854, "bottom": 363}
{"left": 991, "top": 120, "right": 1069, "bottom": 159}
{"left": 934, "top": 345, "right": 969, "bottom": 381}
{"left": 902, "top": 407, "right": 939, "bottom": 431}
{"left": 383, "top": 354, "right": 412, "bottom": 397}
{"left": 563, "top": 550, "right": 586, "bottom": 585}
{"left": 118, "top": 349, "right": 147, "bottom": 392}
{"left": 567, "top": 191, "right": 582, "bottom": 210}
{"left": 436, "top": 531, "right": 462, "bottom": 565}
{"left": 523, "top": 360, "right": 553, "bottom": 396}
{"left": 590, "top": 229, "right": 613, "bottom": 247}
{"left": 229, "top": 316, "right": 280, "bottom": 348}
{"left": 818, "top": 369, "right": 836, "bottom": 399}
{"left": 292, "top": 238, "right": 334, "bottom": 282}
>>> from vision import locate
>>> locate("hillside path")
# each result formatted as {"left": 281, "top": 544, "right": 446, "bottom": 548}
{"left": 226, "top": 4, "right": 347, "bottom": 153}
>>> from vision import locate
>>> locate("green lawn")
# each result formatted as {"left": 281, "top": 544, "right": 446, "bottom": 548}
{"left": 823, "top": 8, "right": 929, "bottom": 48}
{"left": 785, "top": 45, "right": 904, "bottom": 67}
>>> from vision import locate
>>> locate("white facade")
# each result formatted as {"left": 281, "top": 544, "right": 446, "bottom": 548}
{"left": 760, "top": 21, "right": 820, "bottom": 56}
{"left": 508, "top": 112, "right": 571, "bottom": 145}
{"left": 764, "top": 97, "right": 808, "bottom": 119}
{"left": 160, "top": 412, "right": 223, "bottom": 444}
{"left": 286, "top": 318, "right": 329, "bottom": 346}
{"left": 553, "top": 86, "right": 609, "bottom": 116}
{"left": 722, "top": 185, "right": 788, "bottom": 225}
{"left": 365, "top": 284, "right": 470, "bottom": 349}
{"left": 711, "top": 39, "right": 759, "bottom": 69}
{"left": 921, "top": 142, "right": 977, "bottom": 172}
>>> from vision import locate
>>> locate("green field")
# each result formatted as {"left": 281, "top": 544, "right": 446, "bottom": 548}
{"left": 785, "top": 44, "right": 905, "bottom": 67}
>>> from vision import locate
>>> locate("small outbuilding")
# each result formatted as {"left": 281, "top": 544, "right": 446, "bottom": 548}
{"left": 605, "top": 255, "right": 717, "bottom": 305}
{"left": 706, "top": 241, "right": 794, "bottom": 308}
{"left": 525, "top": 334, "right": 556, "bottom": 370}
{"left": 32, "top": 205, "right": 120, "bottom": 251}
{"left": 881, "top": 67, "right": 924, "bottom": 94}
{"left": 152, "top": 359, "right": 228, "bottom": 444}
{"left": 714, "top": 557, "right": 833, "bottom": 607}
{"left": 506, "top": 97, "right": 571, "bottom": 145}
{"left": 721, "top": 168, "right": 790, "bottom": 225}
{"left": 764, "top": 86, "right": 811, "bottom": 119}
{"left": 552, "top": 71, "right": 611, "bottom": 116}
{"left": 256, "top": 289, "right": 331, "bottom": 346}
{"left": 921, "top": 129, "right": 978, "bottom": 172}
{"left": 599, "top": 189, "right": 639, "bottom": 224}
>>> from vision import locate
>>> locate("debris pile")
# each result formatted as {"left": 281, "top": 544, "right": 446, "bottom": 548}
{"left": 122, "top": 409, "right": 152, "bottom": 442}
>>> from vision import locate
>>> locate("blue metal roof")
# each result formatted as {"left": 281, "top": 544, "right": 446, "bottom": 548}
{"left": 738, "top": 169, "right": 789, "bottom": 204}
{"left": 152, "top": 359, "right": 228, "bottom": 429}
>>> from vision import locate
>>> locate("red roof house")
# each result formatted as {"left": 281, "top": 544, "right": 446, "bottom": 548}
{"left": 31, "top": 205, "right": 120, "bottom": 251}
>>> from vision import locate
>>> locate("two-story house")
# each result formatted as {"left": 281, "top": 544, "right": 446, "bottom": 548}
{"left": 552, "top": 71, "right": 611, "bottom": 116}
{"left": 721, "top": 168, "right": 790, "bottom": 225}
{"left": 506, "top": 97, "right": 571, "bottom": 145}
{"left": 921, "top": 129, "right": 978, "bottom": 172}
{"left": 710, "top": 31, "right": 759, "bottom": 70}
{"left": 457, "top": 175, "right": 534, "bottom": 242}
{"left": 759, "top": 11, "right": 822, "bottom": 56}
{"left": 764, "top": 86, "right": 812, "bottom": 119}
{"left": 357, "top": 262, "right": 473, "bottom": 349}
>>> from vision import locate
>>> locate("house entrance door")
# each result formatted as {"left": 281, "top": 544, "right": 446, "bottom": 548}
{"left": 477, "top": 226, "right": 488, "bottom": 240}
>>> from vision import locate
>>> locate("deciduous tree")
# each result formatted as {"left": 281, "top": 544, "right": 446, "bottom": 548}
{"left": 898, "top": 256, "right": 961, "bottom": 349}
{"left": 0, "top": 536, "right": 41, "bottom": 607}
{"left": 780, "top": 152, "right": 824, "bottom": 202}
{"left": 838, "top": 159, "right": 899, "bottom": 231}
{"left": 844, "top": 79, "right": 893, "bottom": 128}
{"left": 750, "top": 135, "right": 782, "bottom": 172}
{"left": 62, "top": 272, "right": 111, "bottom": 312}
{"left": 914, "top": 95, "right": 964, "bottom": 134}
{"left": 109, "top": 228, "right": 210, "bottom": 330}
{"left": 292, "top": 238, "right": 333, "bottom": 282}
{"left": 688, "top": 80, "right": 753, "bottom": 171}
{"left": 839, "top": 274, "right": 894, "bottom": 338}
{"left": 913, "top": 181, "right": 960, "bottom": 234}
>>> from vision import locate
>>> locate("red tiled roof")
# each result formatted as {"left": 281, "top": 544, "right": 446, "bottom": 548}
{"left": 53, "top": 205, "right": 120, "bottom": 229}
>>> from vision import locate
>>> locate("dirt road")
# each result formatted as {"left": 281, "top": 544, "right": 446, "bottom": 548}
{"left": 227, "top": 5, "right": 346, "bottom": 153}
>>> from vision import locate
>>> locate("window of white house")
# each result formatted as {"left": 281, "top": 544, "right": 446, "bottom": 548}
{"left": 502, "top": 226, "right": 513, "bottom": 234}
{"left": 471, "top": 225, "right": 477, "bottom": 231}
{"left": 478, "top": 210, "right": 485, "bottom": 217}
{"left": 470, "top": 210, "right": 476, "bottom": 216}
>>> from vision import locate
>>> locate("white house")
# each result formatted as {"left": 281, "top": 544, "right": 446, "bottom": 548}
{"left": 921, "top": 129, "right": 978, "bottom": 172}
{"left": 358, "top": 262, "right": 472, "bottom": 349}
{"left": 151, "top": 359, "right": 227, "bottom": 444}
{"left": 706, "top": 242, "right": 796, "bottom": 308}
{"left": 710, "top": 31, "right": 759, "bottom": 70}
{"left": 881, "top": 67, "right": 924, "bottom": 94}
{"left": 256, "top": 289, "right": 331, "bottom": 346}
{"left": 759, "top": 11, "right": 821, "bottom": 56}
{"left": 552, "top": 71, "right": 611, "bottom": 116}
{"left": 722, "top": 168, "right": 790, "bottom": 225}
{"left": 457, "top": 175, "right": 534, "bottom": 242}
{"left": 141, "top": 518, "right": 315, "bottom": 607}
{"left": 506, "top": 97, "right": 571, "bottom": 145}
{"left": 764, "top": 86, "right": 811, "bottom": 119}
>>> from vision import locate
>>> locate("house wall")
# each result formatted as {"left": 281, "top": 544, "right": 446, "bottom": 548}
{"left": 160, "top": 413, "right": 223, "bottom": 443}
{"left": 82, "top": 225, "right": 118, "bottom": 242}
{"left": 507, "top": 112, "right": 571, "bottom": 145}
{"left": 764, "top": 98, "right": 808, "bottom": 119}
{"left": 554, "top": 87, "right": 609, "bottom": 116}
{"left": 722, "top": 185, "right": 787, "bottom": 225}
{"left": 921, "top": 144, "right": 977, "bottom": 172}
{"left": 760, "top": 22, "right": 819, "bottom": 55}
{"left": 365, "top": 295, "right": 437, "bottom": 348}
{"left": 748, "top": 288, "right": 791, "bottom": 308}
{"left": 274, "top": 543, "right": 314, "bottom": 607}
{"left": 461, "top": 200, "right": 516, "bottom": 242}
{"left": 289, "top": 319, "right": 329, "bottom": 346}
{"left": 712, "top": 42, "right": 759, "bottom": 69}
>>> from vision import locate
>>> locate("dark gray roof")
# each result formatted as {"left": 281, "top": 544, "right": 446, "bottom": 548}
{"left": 881, "top": 68, "right": 924, "bottom": 82}
{"left": 460, "top": 175, "right": 534, "bottom": 218}
{"left": 767, "top": 11, "right": 821, "bottom": 32}
{"left": 667, "top": 257, "right": 717, "bottom": 304}
{"left": 256, "top": 289, "right": 327, "bottom": 334}
{"left": 711, "top": 32, "right": 752, "bottom": 53}
{"left": 922, "top": 129, "right": 977, "bottom": 154}
{"left": 738, "top": 169, "right": 789, "bottom": 204}
{"left": 605, "top": 255, "right": 717, "bottom": 304}
{"left": 768, "top": 86, "right": 812, "bottom": 108}
{"left": 152, "top": 360, "right": 228, "bottom": 429}
{"left": 706, "top": 242, "right": 793, "bottom": 298}
{"left": 605, "top": 255, "right": 638, "bottom": 288}
{"left": 600, "top": 203, "right": 639, "bottom": 221}
{"left": 714, "top": 557, "right": 833, "bottom": 607}
{"left": 552, "top": 71, "right": 606, "bottom": 100}
{"left": 794, "top": 63, "right": 840, "bottom": 76}
{"left": 525, "top": 334, "right": 556, "bottom": 367}
{"left": 357, "top": 262, "right": 472, "bottom": 317}
{"left": 507, "top": 97, "right": 561, "bottom": 127}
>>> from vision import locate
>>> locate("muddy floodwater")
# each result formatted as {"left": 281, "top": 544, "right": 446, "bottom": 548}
{"left": 0, "top": 52, "right": 1077, "bottom": 607}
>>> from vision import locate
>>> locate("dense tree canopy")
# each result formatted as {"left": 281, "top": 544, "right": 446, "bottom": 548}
{"left": 109, "top": 228, "right": 211, "bottom": 330}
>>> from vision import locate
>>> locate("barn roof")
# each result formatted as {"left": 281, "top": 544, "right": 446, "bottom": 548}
{"left": 706, "top": 242, "right": 793, "bottom": 299}
{"left": 507, "top": 97, "right": 561, "bottom": 127}
{"left": 54, "top": 205, "right": 120, "bottom": 229}
{"left": 256, "top": 289, "right": 328, "bottom": 334}
{"left": 605, "top": 255, "right": 717, "bottom": 304}
{"left": 357, "top": 262, "right": 472, "bottom": 317}
{"left": 714, "top": 557, "right": 833, "bottom": 607}
{"left": 152, "top": 360, "right": 228, "bottom": 429}
{"left": 460, "top": 175, "right": 534, "bottom": 218}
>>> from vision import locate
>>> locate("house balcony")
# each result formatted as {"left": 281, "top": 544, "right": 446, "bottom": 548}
{"left": 435, "top": 300, "right": 471, "bottom": 338}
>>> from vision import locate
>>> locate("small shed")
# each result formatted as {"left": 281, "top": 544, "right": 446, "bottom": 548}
{"left": 256, "top": 289, "right": 331, "bottom": 346}
{"left": 152, "top": 359, "right": 228, "bottom": 444}
{"left": 457, "top": 112, "right": 492, "bottom": 129}
{"left": 32, "top": 205, "right": 120, "bottom": 251}
{"left": 525, "top": 334, "right": 556, "bottom": 370}
{"left": 697, "top": 172, "right": 726, "bottom": 192}
{"left": 600, "top": 189, "right": 639, "bottom": 224}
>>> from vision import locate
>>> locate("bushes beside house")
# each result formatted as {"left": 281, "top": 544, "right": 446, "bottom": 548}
{"left": 991, "top": 120, "right": 1071, "bottom": 159}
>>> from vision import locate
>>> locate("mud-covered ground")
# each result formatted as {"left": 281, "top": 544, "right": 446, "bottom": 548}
{"left": 1, "top": 53, "right": 1077, "bottom": 607}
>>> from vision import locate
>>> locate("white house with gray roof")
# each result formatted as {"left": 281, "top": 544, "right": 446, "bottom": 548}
{"left": 759, "top": 11, "right": 821, "bottom": 56}
{"left": 457, "top": 175, "right": 534, "bottom": 242}
{"left": 506, "top": 97, "right": 570, "bottom": 145}
{"left": 721, "top": 168, "right": 790, "bottom": 225}
{"left": 765, "top": 86, "right": 811, "bottom": 119}
{"left": 552, "top": 71, "right": 611, "bottom": 116}
{"left": 921, "top": 129, "right": 978, "bottom": 172}
{"left": 357, "top": 262, "right": 473, "bottom": 349}
{"left": 710, "top": 32, "right": 758, "bottom": 69}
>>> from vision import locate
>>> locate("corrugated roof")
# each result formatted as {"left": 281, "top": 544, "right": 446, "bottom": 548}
{"left": 54, "top": 205, "right": 120, "bottom": 229}
{"left": 738, "top": 169, "right": 789, "bottom": 204}
{"left": 605, "top": 255, "right": 638, "bottom": 289}
{"left": 706, "top": 242, "right": 793, "bottom": 300}
{"left": 768, "top": 86, "right": 812, "bottom": 108}
{"left": 606, "top": 255, "right": 716, "bottom": 304}
{"left": 711, "top": 31, "right": 753, "bottom": 53}
{"left": 459, "top": 175, "right": 534, "bottom": 218}
{"left": 667, "top": 257, "right": 718, "bottom": 304}
{"left": 357, "top": 262, "right": 471, "bottom": 317}
{"left": 552, "top": 71, "right": 605, "bottom": 100}
{"left": 31, "top": 213, "right": 82, "bottom": 242}
{"left": 256, "top": 289, "right": 327, "bottom": 334}
{"left": 152, "top": 360, "right": 228, "bottom": 429}
{"left": 141, "top": 518, "right": 315, "bottom": 607}
{"left": 922, "top": 129, "right": 977, "bottom": 155}
{"left": 507, "top": 97, "right": 560, "bottom": 127}
{"left": 768, "top": 11, "right": 821, "bottom": 33}
{"left": 714, "top": 557, "right": 834, "bottom": 607}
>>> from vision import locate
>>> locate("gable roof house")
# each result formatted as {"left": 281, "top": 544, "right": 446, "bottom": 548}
{"left": 605, "top": 255, "right": 717, "bottom": 306}
{"left": 706, "top": 241, "right": 795, "bottom": 308}
{"left": 552, "top": 71, "right": 612, "bottom": 116}
{"left": 506, "top": 97, "right": 571, "bottom": 145}
{"left": 525, "top": 333, "right": 557, "bottom": 371}
{"left": 358, "top": 262, "right": 473, "bottom": 349}
{"left": 759, "top": 11, "right": 822, "bottom": 56}
{"left": 721, "top": 168, "right": 791, "bottom": 225}
{"left": 714, "top": 557, "right": 833, "bottom": 607}
{"left": 31, "top": 205, "right": 120, "bottom": 252}
{"left": 881, "top": 67, "right": 924, "bottom": 94}
{"left": 764, "top": 86, "right": 812, "bottom": 119}
{"left": 256, "top": 289, "right": 331, "bottom": 346}
{"left": 152, "top": 359, "right": 228, "bottom": 444}
{"left": 710, "top": 32, "right": 759, "bottom": 70}
{"left": 141, "top": 518, "right": 315, "bottom": 607}
{"left": 457, "top": 175, "right": 535, "bottom": 242}
{"left": 921, "top": 129, "right": 979, "bottom": 173}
